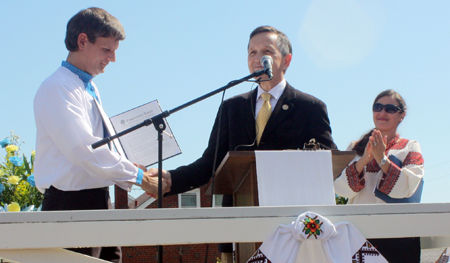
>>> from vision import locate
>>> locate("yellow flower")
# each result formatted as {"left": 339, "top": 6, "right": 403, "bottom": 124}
{"left": 16, "top": 181, "right": 29, "bottom": 196}
{"left": 8, "top": 175, "right": 21, "bottom": 185}
{"left": 7, "top": 202, "right": 21, "bottom": 212}
{"left": 31, "top": 150, "right": 36, "bottom": 158}
{"left": 6, "top": 145, "right": 19, "bottom": 153}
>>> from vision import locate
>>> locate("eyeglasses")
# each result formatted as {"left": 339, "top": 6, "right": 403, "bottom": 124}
{"left": 372, "top": 103, "right": 403, "bottom": 114}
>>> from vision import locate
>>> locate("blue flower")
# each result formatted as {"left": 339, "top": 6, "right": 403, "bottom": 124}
{"left": 27, "top": 174, "right": 36, "bottom": 187}
{"left": 0, "top": 138, "right": 11, "bottom": 148}
{"left": 9, "top": 156, "right": 23, "bottom": 167}
{"left": 0, "top": 184, "right": 4, "bottom": 194}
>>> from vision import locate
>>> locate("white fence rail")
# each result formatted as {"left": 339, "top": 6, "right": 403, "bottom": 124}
{"left": 1, "top": 203, "right": 450, "bottom": 262}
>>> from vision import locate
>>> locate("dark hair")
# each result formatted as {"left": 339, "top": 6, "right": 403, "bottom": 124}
{"left": 352, "top": 129, "right": 374, "bottom": 156}
{"left": 352, "top": 90, "right": 407, "bottom": 156}
{"left": 373, "top": 89, "right": 407, "bottom": 113}
{"left": 65, "top": 7, "right": 125, "bottom": 52}
{"left": 248, "top": 26, "right": 292, "bottom": 57}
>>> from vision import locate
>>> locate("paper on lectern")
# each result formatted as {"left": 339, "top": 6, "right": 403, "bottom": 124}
{"left": 255, "top": 150, "right": 335, "bottom": 206}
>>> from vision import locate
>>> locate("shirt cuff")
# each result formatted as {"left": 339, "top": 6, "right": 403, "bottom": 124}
{"left": 346, "top": 162, "right": 365, "bottom": 192}
{"left": 378, "top": 163, "right": 401, "bottom": 194}
{"left": 136, "top": 168, "right": 144, "bottom": 185}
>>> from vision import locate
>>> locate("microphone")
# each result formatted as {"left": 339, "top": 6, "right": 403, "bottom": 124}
{"left": 260, "top": 55, "right": 273, "bottom": 79}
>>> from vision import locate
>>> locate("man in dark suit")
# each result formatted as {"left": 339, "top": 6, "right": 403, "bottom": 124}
{"left": 154, "top": 25, "right": 336, "bottom": 261}
{"left": 163, "top": 25, "right": 336, "bottom": 196}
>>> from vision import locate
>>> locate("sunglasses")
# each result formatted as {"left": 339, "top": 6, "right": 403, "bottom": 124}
{"left": 373, "top": 103, "right": 403, "bottom": 114}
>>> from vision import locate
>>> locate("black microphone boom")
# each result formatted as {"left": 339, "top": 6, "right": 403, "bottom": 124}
{"left": 260, "top": 55, "right": 273, "bottom": 79}
{"left": 91, "top": 69, "right": 268, "bottom": 150}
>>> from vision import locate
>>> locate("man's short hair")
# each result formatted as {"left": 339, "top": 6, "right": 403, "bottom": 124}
{"left": 249, "top": 26, "right": 292, "bottom": 57}
{"left": 65, "top": 7, "right": 126, "bottom": 52}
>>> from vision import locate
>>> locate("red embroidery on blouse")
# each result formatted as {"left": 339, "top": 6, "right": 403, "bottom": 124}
{"left": 403, "top": 151, "right": 424, "bottom": 166}
{"left": 346, "top": 162, "right": 365, "bottom": 192}
{"left": 366, "top": 159, "right": 380, "bottom": 173}
{"left": 385, "top": 134, "right": 400, "bottom": 150}
{"left": 378, "top": 162, "right": 401, "bottom": 194}
{"left": 389, "top": 138, "right": 409, "bottom": 151}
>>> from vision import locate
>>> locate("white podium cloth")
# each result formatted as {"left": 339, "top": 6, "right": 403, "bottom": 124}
{"left": 255, "top": 151, "right": 335, "bottom": 206}
{"left": 436, "top": 248, "right": 450, "bottom": 263}
{"left": 247, "top": 211, "right": 388, "bottom": 263}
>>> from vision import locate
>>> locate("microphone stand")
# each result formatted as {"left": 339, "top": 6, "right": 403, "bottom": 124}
{"left": 92, "top": 69, "right": 270, "bottom": 263}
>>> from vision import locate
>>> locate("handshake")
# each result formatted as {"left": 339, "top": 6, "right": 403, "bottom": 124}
{"left": 134, "top": 164, "right": 172, "bottom": 198}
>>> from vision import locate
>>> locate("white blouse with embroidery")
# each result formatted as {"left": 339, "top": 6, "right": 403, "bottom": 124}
{"left": 334, "top": 135, "right": 424, "bottom": 204}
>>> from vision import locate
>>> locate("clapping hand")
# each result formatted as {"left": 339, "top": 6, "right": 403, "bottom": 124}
{"left": 369, "top": 129, "right": 387, "bottom": 163}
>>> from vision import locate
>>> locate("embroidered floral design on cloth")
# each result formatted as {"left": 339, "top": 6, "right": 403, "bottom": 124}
{"left": 385, "top": 134, "right": 400, "bottom": 149}
{"left": 248, "top": 211, "right": 388, "bottom": 263}
{"left": 247, "top": 249, "right": 272, "bottom": 263}
{"left": 302, "top": 215, "right": 323, "bottom": 239}
{"left": 366, "top": 158, "right": 381, "bottom": 173}
{"left": 378, "top": 163, "right": 401, "bottom": 194}
{"left": 352, "top": 241, "right": 381, "bottom": 263}
{"left": 403, "top": 151, "right": 424, "bottom": 166}
{"left": 388, "top": 137, "right": 408, "bottom": 151}
{"left": 346, "top": 162, "right": 365, "bottom": 192}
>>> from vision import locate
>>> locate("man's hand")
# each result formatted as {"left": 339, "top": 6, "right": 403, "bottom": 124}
{"left": 140, "top": 168, "right": 172, "bottom": 198}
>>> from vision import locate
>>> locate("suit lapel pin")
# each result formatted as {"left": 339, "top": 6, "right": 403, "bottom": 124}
{"left": 282, "top": 104, "right": 289, "bottom": 110}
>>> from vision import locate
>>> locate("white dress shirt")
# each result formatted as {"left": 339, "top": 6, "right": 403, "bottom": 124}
{"left": 34, "top": 66, "right": 141, "bottom": 192}
{"left": 255, "top": 79, "right": 286, "bottom": 118}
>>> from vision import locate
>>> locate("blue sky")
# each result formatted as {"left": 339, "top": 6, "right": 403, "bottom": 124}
{"left": 1, "top": 1, "right": 449, "bottom": 203}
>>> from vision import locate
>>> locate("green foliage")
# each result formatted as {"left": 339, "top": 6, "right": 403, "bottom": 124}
{"left": 335, "top": 195, "right": 348, "bottom": 205}
{"left": 0, "top": 131, "right": 43, "bottom": 211}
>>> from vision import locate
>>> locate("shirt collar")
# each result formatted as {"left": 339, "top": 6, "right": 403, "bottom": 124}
{"left": 61, "top": 61, "right": 94, "bottom": 84}
{"left": 257, "top": 79, "right": 286, "bottom": 100}
{"left": 386, "top": 134, "right": 401, "bottom": 150}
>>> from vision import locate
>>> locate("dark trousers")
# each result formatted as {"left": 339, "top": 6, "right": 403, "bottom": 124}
{"left": 368, "top": 237, "right": 421, "bottom": 263}
{"left": 42, "top": 186, "right": 122, "bottom": 263}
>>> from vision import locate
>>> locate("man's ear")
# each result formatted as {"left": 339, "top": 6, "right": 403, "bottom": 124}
{"left": 77, "top": 33, "right": 89, "bottom": 51}
{"left": 283, "top": 54, "right": 292, "bottom": 71}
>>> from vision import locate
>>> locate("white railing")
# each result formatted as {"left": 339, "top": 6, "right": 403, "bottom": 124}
{"left": 1, "top": 203, "right": 450, "bottom": 262}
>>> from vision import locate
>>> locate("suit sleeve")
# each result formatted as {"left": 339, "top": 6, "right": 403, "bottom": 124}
{"left": 166, "top": 102, "right": 231, "bottom": 196}
{"left": 307, "top": 98, "right": 337, "bottom": 150}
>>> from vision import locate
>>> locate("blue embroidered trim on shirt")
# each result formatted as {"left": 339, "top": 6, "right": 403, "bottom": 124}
{"left": 136, "top": 168, "right": 144, "bottom": 185}
{"left": 61, "top": 61, "right": 98, "bottom": 101}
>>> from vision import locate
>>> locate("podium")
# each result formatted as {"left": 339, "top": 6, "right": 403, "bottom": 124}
{"left": 210, "top": 150, "right": 355, "bottom": 262}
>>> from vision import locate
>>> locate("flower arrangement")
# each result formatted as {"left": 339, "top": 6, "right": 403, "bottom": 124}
{"left": 0, "top": 131, "right": 43, "bottom": 212}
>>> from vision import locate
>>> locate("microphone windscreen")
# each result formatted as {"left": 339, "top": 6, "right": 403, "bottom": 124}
{"left": 260, "top": 55, "right": 273, "bottom": 66}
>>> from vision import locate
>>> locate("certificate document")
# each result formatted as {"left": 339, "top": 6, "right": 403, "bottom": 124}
{"left": 108, "top": 100, "right": 181, "bottom": 167}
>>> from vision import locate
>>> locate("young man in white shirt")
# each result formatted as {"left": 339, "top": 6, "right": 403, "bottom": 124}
{"left": 33, "top": 7, "right": 170, "bottom": 261}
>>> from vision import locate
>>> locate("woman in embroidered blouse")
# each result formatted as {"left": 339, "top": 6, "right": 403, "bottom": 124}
{"left": 334, "top": 89, "right": 424, "bottom": 263}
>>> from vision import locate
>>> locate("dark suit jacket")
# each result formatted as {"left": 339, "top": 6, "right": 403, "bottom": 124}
{"left": 166, "top": 82, "right": 337, "bottom": 196}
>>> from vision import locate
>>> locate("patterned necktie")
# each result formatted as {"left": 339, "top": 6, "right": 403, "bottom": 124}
{"left": 256, "top": 93, "right": 272, "bottom": 145}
